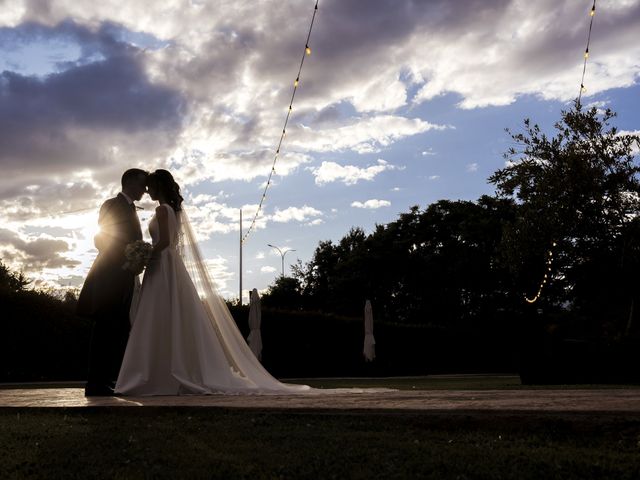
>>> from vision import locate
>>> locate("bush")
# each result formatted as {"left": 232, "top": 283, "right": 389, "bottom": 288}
{"left": 0, "top": 288, "right": 91, "bottom": 382}
{"left": 228, "top": 305, "right": 520, "bottom": 378}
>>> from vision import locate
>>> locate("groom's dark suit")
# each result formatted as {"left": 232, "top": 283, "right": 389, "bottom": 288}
{"left": 77, "top": 193, "right": 142, "bottom": 391}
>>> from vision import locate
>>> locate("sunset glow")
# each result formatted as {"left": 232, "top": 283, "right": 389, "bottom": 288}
{"left": 0, "top": 0, "right": 638, "bottom": 300}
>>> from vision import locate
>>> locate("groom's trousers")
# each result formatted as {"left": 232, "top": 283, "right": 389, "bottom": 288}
{"left": 84, "top": 268, "right": 134, "bottom": 389}
{"left": 86, "top": 308, "right": 131, "bottom": 387}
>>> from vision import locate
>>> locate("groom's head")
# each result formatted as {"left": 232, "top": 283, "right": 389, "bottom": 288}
{"left": 121, "top": 169, "right": 149, "bottom": 201}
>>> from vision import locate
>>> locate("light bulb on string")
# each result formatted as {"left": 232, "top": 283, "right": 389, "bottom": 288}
{"left": 240, "top": 0, "right": 318, "bottom": 244}
{"left": 590, "top": 7, "right": 595, "bottom": 16}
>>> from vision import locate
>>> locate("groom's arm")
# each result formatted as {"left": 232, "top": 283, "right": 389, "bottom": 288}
{"left": 94, "top": 200, "right": 131, "bottom": 254}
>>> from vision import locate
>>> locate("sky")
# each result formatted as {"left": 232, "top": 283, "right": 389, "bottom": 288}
{"left": 0, "top": 0, "right": 639, "bottom": 302}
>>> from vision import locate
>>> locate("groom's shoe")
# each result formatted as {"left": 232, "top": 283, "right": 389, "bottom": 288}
{"left": 84, "top": 384, "right": 115, "bottom": 397}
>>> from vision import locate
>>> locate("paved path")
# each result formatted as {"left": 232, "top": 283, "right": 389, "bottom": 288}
{"left": 2, "top": 387, "right": 640, "bottom": 412}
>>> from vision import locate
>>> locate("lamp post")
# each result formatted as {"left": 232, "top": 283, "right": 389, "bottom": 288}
{"left": 267, "top": 244, "right": 296, "bottom": 277}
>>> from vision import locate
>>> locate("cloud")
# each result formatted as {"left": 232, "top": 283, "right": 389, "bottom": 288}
{"left": 407, "top": 1, "right": 640, "bottom": 109}
{"left": 260, "top": 265, "right": 277, "bottom": 274}
{"left": 619, "top": 129, "right": 640, "bottom": 136}
{"left": 1, "top": 0, "right": 639, "bottom": 295}
{"left": 170, "top": 149, "right": 313, "bottom": 185}
{"left": 0, "top": 175, "right": 109, "bottom": 227}
{"left": 288, "top": 115, "right": 448, "bottom": 154}
{"left": 619, "top": 130, "right": 640, "bottom": 154}
{"left": 584, "top": 100, "right": 609, "bottom": 115}
{"left": 185, "top": 200, "right": 267, "bottom": 240}
{"left": 310, "top": 159, "right": 398, "bottom": 185}
{"left": 3, "top": 1, "right": 633, "bottom": 202}
{"left": 351, "top": 199, "right": 391, "bottom": 209}
{"left": 0, "top": 21, "right": 185, "bottom": 198}
{"left": 270, "top": 205, "right": 322, "bottom": 223}
{"left": 0, "top": 227, "right": 78, "bottom": 270}
{"left": 466, "top": 163, "right": 479, "bottom": 172}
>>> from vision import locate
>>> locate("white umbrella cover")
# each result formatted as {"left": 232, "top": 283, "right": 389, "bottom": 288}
{"left": 363, "top": 299, "right": 376, "bottom": 362}
{"left": 247, "top": 288, "right": 263, "bottom": 361}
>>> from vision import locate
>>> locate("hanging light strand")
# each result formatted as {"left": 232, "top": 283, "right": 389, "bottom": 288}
{"left": 524, "top": 243, "right": 556, "bottom": 304}
{"left": 527, "top": 2, "right": 598, "bottom": 304}
{"left": 524, "top": 242, "right": 556, "bottom": 303}
{"left": 241, "top": 0, "right": 319, "bottom": 245}
{"left": 577, "top": 0, "right": 596, "bottom": 107}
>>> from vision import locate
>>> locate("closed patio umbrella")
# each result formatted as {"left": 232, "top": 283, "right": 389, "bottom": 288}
{"left": 247, "top": 288, "right": 263, "bottom": 361}
{"left": 363, "top": 299, "right": 376, "bottom": 362}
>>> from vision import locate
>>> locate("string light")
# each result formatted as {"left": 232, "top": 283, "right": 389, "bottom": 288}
{"left": 524, "top": 244, "right": 555, "bottom": 304}
{"left": 241, "top": 0, "right": 319, "bottom": 244}
{"left": 528, "top": 3, "right": 598, "bottom": 304}
{"left": 577, "top": 0, "right": 596, "bottom": 108}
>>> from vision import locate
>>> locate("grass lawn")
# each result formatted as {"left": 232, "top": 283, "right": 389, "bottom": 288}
{"left": 2, "top": 407, "right": 640, "bottom": 479}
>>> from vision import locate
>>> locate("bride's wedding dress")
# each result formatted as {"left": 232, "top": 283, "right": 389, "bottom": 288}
{"left": 115, "top": 204, "right": 310, "bottom": 395}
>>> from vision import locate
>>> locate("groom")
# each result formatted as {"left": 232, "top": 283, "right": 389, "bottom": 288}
{"left": 77, "top": 169, "right": 148, "bottom": 396}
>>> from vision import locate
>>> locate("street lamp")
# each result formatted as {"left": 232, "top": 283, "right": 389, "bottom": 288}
{"left": 267, "top": 244, "right": 296, "bottom": 277}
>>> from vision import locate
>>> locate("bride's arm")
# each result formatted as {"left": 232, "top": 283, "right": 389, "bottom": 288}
{"left": 152, "top": 205, "right": 170, "bottom": 257}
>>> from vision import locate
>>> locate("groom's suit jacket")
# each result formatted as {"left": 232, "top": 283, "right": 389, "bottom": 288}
{"left": 77, "top": 193, "right": 143, "bottom": 317}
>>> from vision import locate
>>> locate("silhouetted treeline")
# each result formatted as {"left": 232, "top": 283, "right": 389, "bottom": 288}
{"left": 229, "top": 305, "right": 517, "bottom": 377}
{"left": 262, "top": 105, "right": 640, "bottom": 382}
{"left": 0, "top": 261, "right": 91, "bottom": 381}
{"left": 266, "top": 196, "right": 519, "bottom": 326}
{"left": 2, "top": 105, "right": 639, "bottom": 383}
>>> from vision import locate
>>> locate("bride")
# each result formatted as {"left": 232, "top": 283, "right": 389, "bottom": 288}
{"left": 115, "top": 169, "right": 310, "bottom": 395}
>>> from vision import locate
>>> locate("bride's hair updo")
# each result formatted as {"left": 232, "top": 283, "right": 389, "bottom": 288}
{"left": 148, "top": 169, "right": 184, "bottom": 212}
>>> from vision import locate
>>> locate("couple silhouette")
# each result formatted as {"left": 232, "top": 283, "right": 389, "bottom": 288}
{"left": 78, "top": 169, "right": 309, "bottom": 397}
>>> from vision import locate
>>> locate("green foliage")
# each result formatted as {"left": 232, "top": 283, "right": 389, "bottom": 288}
{"left": 258, "top": 105, "right": 640, "bottom": 378}
{"left": 278, "top": 196, "right": 518, "bottom": 329}
{"left": 489, "top": 104, "right": 640, "bottom": 339}
{"left": 3, "top": 410, "right": 640, "bottom": 479}
{"left": 261, "top": 276, "right": 303, "bottom": 310}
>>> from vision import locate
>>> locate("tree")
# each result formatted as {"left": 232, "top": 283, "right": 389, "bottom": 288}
{"left": 0, "top": 261, "right": 30, "bottom": 293}
{"left": 489, "top": 105, "right": 640, "bottom": 338}
{"left": 288, "top": 198, "right": 517, "bottom": 326}
{"left": 261, "top": 276, "right": 303, "bottom": 310}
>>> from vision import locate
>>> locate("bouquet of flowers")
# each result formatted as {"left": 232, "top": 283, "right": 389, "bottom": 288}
{"left": 123, "top": 240, "right": 153, "bottom": 275}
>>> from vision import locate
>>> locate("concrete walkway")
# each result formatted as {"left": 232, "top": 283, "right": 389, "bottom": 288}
{"left": 2, "top": 386, "right": 640, "bottom": 412}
